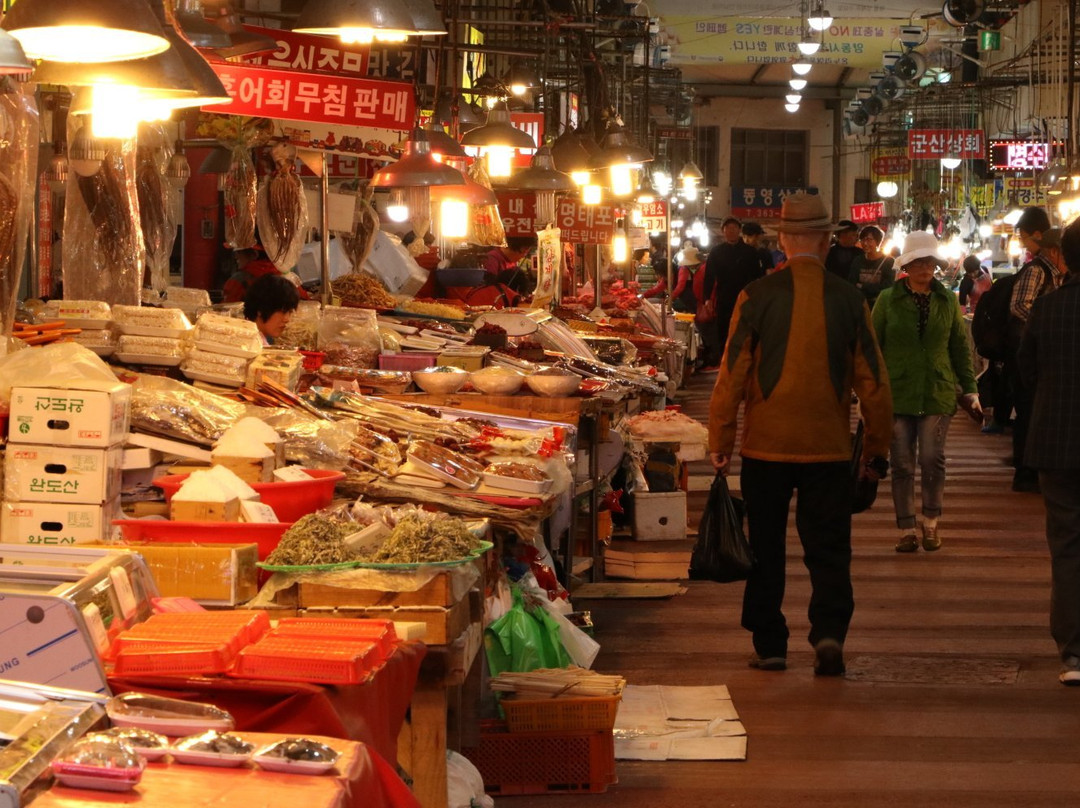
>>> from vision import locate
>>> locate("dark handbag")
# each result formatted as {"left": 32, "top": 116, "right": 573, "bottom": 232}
{"left": 850, "top": 419, "right": 878, "bottom": 514}
{"left": 689, "top": 473, "right": 754, "bottom": 583}
{"left": 695, "top": 295, "right": 717, "bottom": 325}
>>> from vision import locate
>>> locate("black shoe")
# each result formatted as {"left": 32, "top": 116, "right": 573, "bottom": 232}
{"left": 813, "top": 639, "right": 845, "bottom": 676}
{"left": 748, "top": 654, "right": 787, "bottom": 671}
{"left": 1012, "top": 470, "right": 1040, "bottom": 493}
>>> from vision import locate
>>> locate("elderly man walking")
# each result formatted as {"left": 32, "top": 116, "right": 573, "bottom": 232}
{"left": 708, "top": 191, "right": 893, "bottom": 676}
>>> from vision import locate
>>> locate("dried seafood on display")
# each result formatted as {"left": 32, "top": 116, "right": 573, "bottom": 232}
{"left": 76, "top": 150, "right": 139, "bottom": 270}
{"left": 264, "top": 513, "right": 353, "bottom": 566}
{"left": 0, "top": 80, "right": 38, "bottom": 338}
{"left": 224, "top": 144, "right": 257, "bottom": 249}
{"left": 339, "top": 193, "right": 379, "bottom": 271}
{"left": 330, "top": 272, "right": 396, "bottom": 309}
{"left": 136, "top": 144, "right": 170, "bottom": 292}
{"left": 356, "top": 513, "right": 479, "bottom": 564}
{"left": 467, "top": 159, "right": 506, "bottom": 247}
{"left": 257, "top": 141, "right": 307, "bottom": 270}
{"left": 310, "top": 387, "right": 478, "bottom": 444}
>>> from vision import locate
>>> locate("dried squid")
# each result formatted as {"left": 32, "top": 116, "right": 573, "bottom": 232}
{"left": 256, "top": 141, "right": 307, "bottom": 271}
{"left": 339, "top": 193, "right": 379, "bottom": 272}
{"left": 136, "top": 147, "right": 168, "bottom": 269}
{"left": 224, "top": 145, "right": 257, "bottom": 250}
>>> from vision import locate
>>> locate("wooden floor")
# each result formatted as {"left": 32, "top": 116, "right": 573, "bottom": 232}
{"left": 509, "top": 368, "right": 1080, "bottom": 808}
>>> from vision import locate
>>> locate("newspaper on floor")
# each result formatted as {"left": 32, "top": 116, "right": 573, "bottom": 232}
{"left": 613, "top": 684, "right": 747, "bottom": 761}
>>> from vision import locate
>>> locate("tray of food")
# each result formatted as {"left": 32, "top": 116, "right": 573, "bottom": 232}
{"left": 114, "top": 352, "right": 184, "bottom": 367}
{"left": 52, "top": 739, "right": 146, "bottom": 792}
{"left": 170, "top": 731, "right": 254, "bottom": 767}
{"left": 406, "top": 439, "right": 483, "bottom": 490}
{"left": 482, "top": 461, "right": 553, "bottom": 494}
{"left": 106, "top": 692, "right": 235, "bottom": 736}
{"left": 251, "top": 738, "right": 341, "bottom": 775}
{"left": 87, "top": 728, "right": 170, "bottom": 761}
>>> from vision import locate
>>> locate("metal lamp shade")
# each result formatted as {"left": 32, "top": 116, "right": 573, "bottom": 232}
{"left": 590, "top": 125, "right": 653, "bottom": 168}
{"left": 0, "top": 30, "right": 32, "bottom": 75}
{"left": 156, "top": 26, "right": 232, "bottom": 108}
{"left": 423, "top": 122, "right": 467, "bottom": 158}
{"left": 460, "top": 103, "right": 536, "bottom": 150}
{"left": 401, "top": 0, "right": 446, "bottom": 35}
{"left": 173, "top": 0, "right": 231, "bottom": 49}
{"left": 678, "top": 161, "right": 703, "bottom": 183}
{"left": 430, "top": 174, "right": 496, "bottom": 205}
{"left": 213, "top": 8, "right": 279, "bottom": 58}
{"left": 469, "top": 71, "right": 508, "bottom": 98}
{"left": 294, "top": 0, "right": 419, "bottom": 38}
{"left": 370, "top": 131, "right": 466, "bottom": 188}
{"left": 550, "top": 129, "right": 592, "bottom": 174}
{"left": 507, "top": 146, "right": 574, "bottom": 191}
{"left": 2, "top": 0, "right": 170, "bottom": 63}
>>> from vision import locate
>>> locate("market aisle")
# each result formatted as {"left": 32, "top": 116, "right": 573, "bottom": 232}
{"left": 511, "top": 368, "right": 1080, "bottom": 808}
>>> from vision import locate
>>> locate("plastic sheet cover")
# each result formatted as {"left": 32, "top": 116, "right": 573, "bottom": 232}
{"left": 64, "top": 121, "right": 144, "bottom": 306}
{"left": 136, "top": 123, "right": 175, "bottom": 295}
{"left": 129, "top": 374, "right": 246, "bottom": 445}
{"left": 256, "top": 141, "right": 308, "bottom": 272}
{"left": 0, "top": 80, "right": 39, "bottom": 342}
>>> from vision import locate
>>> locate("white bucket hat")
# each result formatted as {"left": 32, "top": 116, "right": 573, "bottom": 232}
{"left": 678, "top": 246, "right": 704, "bottom": 266}
{"left": 897, "top": 230, "right": 942, "bottom": 268}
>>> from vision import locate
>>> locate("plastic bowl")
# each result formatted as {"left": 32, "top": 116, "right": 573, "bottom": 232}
{"left": 152, "top": 468, "right": 344, "bottom": 523}
{"left": 469, "top": 366, "right": 525, "bottom": 395}
{"left": 526, "top": 370, "right": 582, "bottom": 397}
{"left": 412, "top": 366, "right": 469, "bottom": 394}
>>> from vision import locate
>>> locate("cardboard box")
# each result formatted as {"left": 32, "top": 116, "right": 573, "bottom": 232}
{"left": 1, "top": 498, "right": 121, "bottom": 546}
{"left": 170, "top": 497, "right": 241, "bottom": 522}
{"left": 124, "top": 542, "right": 258, "bottom": 605}
{"left": 631, "top": 491, "right": 688, "bottom": 540}
{"left": 122, "top": 446, "right": 164, "bottom": 470}
{"left": 4, "top": 444, "right": 123, "bottom": 504}
{"left": 9, "top": 381, "right": 131, "bottom": 448}
{"left": 438, "top": 346, "right": 489, "bottom": 372}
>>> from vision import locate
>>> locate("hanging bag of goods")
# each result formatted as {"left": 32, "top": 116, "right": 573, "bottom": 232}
{"left": 136, "top": 139, "right": 170, "bottom": 293}
{"left": 339, "top": 193, "right": 380, "bottom": 273}
{"left": 257, "top": 142, "right": 308, "bottom": 272}
{"left": 224, "top": 144, "right": 258, "bottom": 250}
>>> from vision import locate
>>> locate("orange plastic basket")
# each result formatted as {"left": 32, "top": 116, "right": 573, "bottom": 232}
{"left": 113, "top": 646, "right": 235, "bottom": 676}
{"left": 229, "top": 637, "right": 382, "bottom": 684}
{"left": 274, "top": 618, "right": 398, "bottom": 658}
{"left": 462, "top": 721, "right": 616, "bottom": 796}
{"left": 500, "top": 694, "right": 621, "bottom": 733}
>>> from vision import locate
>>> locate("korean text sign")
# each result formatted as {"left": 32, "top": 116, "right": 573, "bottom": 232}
{"left": 730, "top": 186, "right": 803, "bottom": 219}
{"left": 204, "top": 62, "right": 415, "bottom": 131}
{"left": 907, "top": 129, "right": 984, "bottom": 160}
{"left": 556, "top": 200, "right": 620, "bottom": 243}
{"left": 240, "top": 25, "right": 369, "bottom": 76}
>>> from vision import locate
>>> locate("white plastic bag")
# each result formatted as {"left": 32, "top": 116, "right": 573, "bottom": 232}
{"left": 0, "top": 342, "right": 118, "bottom": 404}
{"left": 447, "top": 750, "right": 493, "bottom": 808}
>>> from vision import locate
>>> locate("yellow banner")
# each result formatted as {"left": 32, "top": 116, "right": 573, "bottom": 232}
{"left": 1003, "top": 177, "right": 1046, "bottom": 208}
{"left": 659, "top": 17, "right": 934, "bottom": 70}
{"left": 870, "top": 147, "right": 910, "bottom": 182}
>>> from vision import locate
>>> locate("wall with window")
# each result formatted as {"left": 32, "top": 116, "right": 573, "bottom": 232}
{"left": 691, "top": 96, "right": 843, "bottom": 222}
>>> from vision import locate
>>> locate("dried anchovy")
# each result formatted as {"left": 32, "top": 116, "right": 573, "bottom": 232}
{"left": 265, "top": 513, "right": 353, "bottom": 566}
{"left": 330, "top": 272, "right": 396, "bottom": 309}
{"left": 358, "top": 513, "right": 478, "bottom": 564}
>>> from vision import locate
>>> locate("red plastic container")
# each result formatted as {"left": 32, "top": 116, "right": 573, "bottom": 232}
{"left": 377, "top": 352, "right": 438, "bottom": 372}
{"left": 113, "top": 519, "right": 292, "bottom": 562}
{"left": 299, "top": 350, "right": 325, "bottom": 370}
{"left": 151, "top": 468, "right": 344, "bottom": 523}
{"left": 274, "top": 618, "right": 398, "bottom": 659}
{"left": 230, "top": 636, "right": 382, "bottom": 684}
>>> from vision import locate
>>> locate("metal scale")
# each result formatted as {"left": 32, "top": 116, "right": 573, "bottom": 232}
{"left": 0, "top": 546, "right": 158, "bottom": 696}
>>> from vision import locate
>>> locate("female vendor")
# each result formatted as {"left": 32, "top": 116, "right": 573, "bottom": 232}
{"left": 244, "top": 273, "right": 299, "bottom": 345}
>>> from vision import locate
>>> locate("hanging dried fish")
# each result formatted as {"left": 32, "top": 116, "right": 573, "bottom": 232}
{"left": 224, "top": 145, "right": 257, "bottom": 249}
{"left": 468, "top": 159, "right": 506, "bottom": 246}
{"left": 77, "top": 148, "right": 136, "bottom": 269}
{"left": 340, "top": 194, "right": 380, "bottom": 271}
{"left": 257, "top": 141, "right": 307, "bottom": 271}
{"left": 0, "top": 173, "right": 17, "bottom": 276}
{"left": 136, "top": 146, "right": 167, "bottom": 265}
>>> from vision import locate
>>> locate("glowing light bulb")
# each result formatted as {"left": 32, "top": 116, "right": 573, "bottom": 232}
{"left": 583, "top": 183, "right": 602, "bottom": 205}
{"left": 486, "top": 146, "right": 514, "bottom": 178}
{"left": 786, "top": 93, "right": 802, "bottom": 104}
{"left": 682, "top": 183, "right": 699, "bottom": 201}
{"left": 941, "top": 157, "right": 962, "bottom": 170}
{"left": 785, "top": 103, "right": 800, "bottom": 113}
{"left": 440, "top": 199, "right": 469, "bottom": 239}
{"left": 789, "top": 78, "right": 807, "bottom": 91}
{"left": 797, "top": 41, "right": 820, "bottom": 55}
{"left": 510, "top": 83, "right": 527, "bottom": 96}
{"left": 876, "top": 180, "right": 898, "bottom": 198}
{"left": 612, "top": 234, "right": 628, "bottom": 263}
{"left": 90, "top": 85, "right": 142, "bottom": 139}
{"left": 387, "top": 189, "right": 409, "bottom": 223}
{"left": 485, "top": 96, "right": 499, "bottom": 109}
{"left": 792, "top": 61, "right": 812, "bottom": 75}
{"left": 631, "top": 207, "right": 643, "bottom": 226}
{"left": 1008, "top": 237, "right": 1022, "bottom": 257}
{"left": 610, "top": 164, "right": 636, "bottom": 197}
{"left": 571, "top": 170, "right": 591, "bottom": 186}
{"left": 339, "top": 28, "right": 375, "bottom": 44}
{"left": 978, "top": 223, "right": 993, "bottom": 238}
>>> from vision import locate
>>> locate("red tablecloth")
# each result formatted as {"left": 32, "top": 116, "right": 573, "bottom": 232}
{"left": 108, "top": 642, "right": 426, "bottom": 768}
{"left": 35, "top": 732, "right": 419, "bottom": 808}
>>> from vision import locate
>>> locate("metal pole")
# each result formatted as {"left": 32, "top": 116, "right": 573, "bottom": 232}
{"left": 320, "top": 153, "right": 331, "bottom": 306}
{"left": 660, "top": 206, "right": 671, "bottom": 337}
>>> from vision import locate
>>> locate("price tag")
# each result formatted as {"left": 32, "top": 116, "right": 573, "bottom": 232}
{"left": 109, "top": 566, "right": 138, "bottom": 620}
{"left": 81, "top": 603, "right": 109, "bottom": 655}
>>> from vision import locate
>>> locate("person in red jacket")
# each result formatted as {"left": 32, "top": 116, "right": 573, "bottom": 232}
{"left": 223, "top": 246, "right": 282, "bottom": 303}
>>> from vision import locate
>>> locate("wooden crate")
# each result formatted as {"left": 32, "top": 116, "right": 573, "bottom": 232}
{"left": 296, "top": 563, "right": 480, "bottom": 609}
{"left": 298, "top": 592, "right": 474, "bottom": 645}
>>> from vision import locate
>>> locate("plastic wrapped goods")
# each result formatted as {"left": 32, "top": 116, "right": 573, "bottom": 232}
{"left": 257, "top": 142, "right": 308, "bottom": 272}
{"left": 136, "top": 134, "right": 170, "bottom": 294}
{"left": 0, "top": 81, "right": 39, "bottom": 342}
{"left": 223, "top": 144, "right": 257, "bottom": 250}
{"left": 317, "top": 306, "right": 380, "bottom": 368}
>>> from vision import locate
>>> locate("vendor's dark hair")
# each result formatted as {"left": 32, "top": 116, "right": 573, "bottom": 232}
{"left": 244, "top": 274, "right": 299, "bottom": 322}
{"left": 859, "top": 225, "right": 883, "bottom": 242}
{"left": 962, "top": 255, "right": 983, "bottom": 274}
{"left": 505, "top": 236, "right": 535, "bottom": 252}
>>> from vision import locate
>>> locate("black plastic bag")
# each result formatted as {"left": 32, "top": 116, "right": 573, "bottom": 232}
{"left": 850, "top": 419, "right": 878, "bottom": 514}
{"left": 689, "top": 473, "right": 754, "bottom": 582}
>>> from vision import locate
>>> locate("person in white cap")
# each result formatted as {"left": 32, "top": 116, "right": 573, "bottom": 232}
{"left": 871, "top": 230, "right": 982, "bottom": 554}
{"left": 708, "top": 191, "right": 893, "bottom": 677}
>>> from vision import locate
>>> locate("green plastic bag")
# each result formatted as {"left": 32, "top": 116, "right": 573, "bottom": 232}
{"left": 484, "top": 588, "right": 571, "bottom": 677}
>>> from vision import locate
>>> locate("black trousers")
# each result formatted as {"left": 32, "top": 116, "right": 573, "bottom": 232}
{"left": 740, "top": 457, "right": 854, "bottom": 659}
{"left": 1039, "top": 469, "right": 1080, "bottom": 663}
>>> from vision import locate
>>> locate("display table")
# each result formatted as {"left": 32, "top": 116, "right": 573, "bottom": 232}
{"left": 108, "top": 642, "right": 425, "bottom": 768}
{"left": 34, "top": 732, "right": 419, "bottom": 808}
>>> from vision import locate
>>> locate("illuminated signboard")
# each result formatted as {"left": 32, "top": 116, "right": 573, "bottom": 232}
{"left": 988, "top": 140, "right": 1064, "bottom": 172}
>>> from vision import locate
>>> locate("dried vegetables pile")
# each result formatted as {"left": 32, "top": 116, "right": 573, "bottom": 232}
{"left": 331, "top": 272, "right": 397, "bottom": 309}
{"left": 357, "top": 513, "right": 479, "bottom": 564}
{"left": 265, "top": 514, "right": 353, "bottom": 566}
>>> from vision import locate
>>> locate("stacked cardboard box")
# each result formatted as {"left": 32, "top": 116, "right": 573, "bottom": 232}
{"left": 2, "top": 381, "right": 130, "bottom": 547}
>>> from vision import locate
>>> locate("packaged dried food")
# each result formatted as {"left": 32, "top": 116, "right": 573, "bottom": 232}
{"left": 275, "top": 300, "right": 321, "bottom": 350}
{"left": 483, "top": 461, "right": 552, "bottom": 494}
{"left": 406, "top": 439, "right": 483, "bottom": 489}
{"left": 88, "top": 727, "right": 169, "bottom": 761}
{"left": 116, "top": 334, "right": 185, "bottom": 366}
{"left": 52, "top": 738, "right": 146, "bottom": 792}
{"left": 181, "top": 347, "right": 249, "bottom": 383}
{"left": 252, "top": 738, "right": 340, "bottom": 774}
{"left": 318, "top": 305, "right": 380, "bottom": 368}
{"left": 193, "top": 311, "right": 263, "bottom": 357}
{"left": 113, "top": 304, "right": 192, "bottom": 337}
{"left": 257, "top": 142, "right": 308, "bottom": 272}
{"left": 171, "top": 731, "right": 254, "bottom": 767}
{"left": 41, "top": 299, "right": 112, "bottom": 329}
{"left": 106, "top": 692, "right": 235, "bottom": 736}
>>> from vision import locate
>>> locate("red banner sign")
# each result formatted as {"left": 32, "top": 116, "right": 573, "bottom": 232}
{"left": 850, "top": 201, "right": 885, "bottom": 223}
{"left": 204, "top": 62, "right": 415, "bottom": 131}
{"left": 496, "top": 192, "right": 541, "bottom": 237}
{"left": 240, "top": 25, "right": 369, "bottom": 76}
{"left": 907, "top": 129, "right": 984, "bottom": 160}
{"left": 871, "top": 154, "right": 910, "bottom": 176}
{"left": 556, "top": 199, "right": 620, "bottom": 244}
{"left": 639, "top": 200, "right": 668, "bottom": 232}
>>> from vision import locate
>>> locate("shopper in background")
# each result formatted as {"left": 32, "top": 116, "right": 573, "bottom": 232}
{"left": 223, "top": 245, "right": 282, "bottom": 303}
{"left": 825, "top": 219, "right": 862, "bottom": 281}
{"left": 958, "top": 255, "right": 992, "bottom": 312}
{"left": 871, "top": 231, "right": 980, "bottom": 553}
{"left": 708, "top": 191, "right": 893, "bottom": 677}
{"left": 703, "top": 215, "right": 764, "bottom": 369}
{"left": 244, "top": 273, "right": 300, "bottom": 346}
{"left": 849, "top": 225, "right": 896, "bottom": 307}
{"left": 1008, "top": 209, "right": 1066, "bottom": 492}
{"left": 1017, "top": 217, "right": 1080, "bottom": 686}
{"left": 741, "top": 222, "right": 774, "bottom": 275}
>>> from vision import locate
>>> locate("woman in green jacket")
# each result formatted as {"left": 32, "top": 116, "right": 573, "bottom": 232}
{"left": 871, "top": 231, "right": 982, "bottom": 553}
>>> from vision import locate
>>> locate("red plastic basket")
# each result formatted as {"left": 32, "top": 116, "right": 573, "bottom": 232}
{"left": 462, "top": 721, "right": 616, "bottom": 796}
{"left": 274, "top": 618, "right": 398, "bottom": 658}
{"left": 151, "top": 468, "right": 344, "bottom": 523}
{"left": 229, "top": 636, "right": 382, "bottom": 684}
{"left": 113, "top": 519, "right": 292, "bottom": 562}
{"left": 134, "top": 610, "right": 271, "bottom": 643}
{"left": 113, "top": 646, "right": 235, "bottom": 676}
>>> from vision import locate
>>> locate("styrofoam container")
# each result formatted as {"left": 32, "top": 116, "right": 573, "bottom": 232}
{"left": 482, "top": 472, "right": 552, "bottom": 495}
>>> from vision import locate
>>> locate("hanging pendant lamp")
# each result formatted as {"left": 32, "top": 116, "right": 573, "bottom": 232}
{"left": 507, "top": 146, "right": 575, "bottom": 192}
{"left": 2, "top": 0, "right": 171, "bottom": 63}
{"left": 294, "top": 0, "right": 420, "bottom": 43}
{"left": 212, "top": 6, "right": 278, "bottom": 58}
{"left": 589, "top": 121, "right": 654, "bottom": 169}
{"left": 401, "top": 0, "right": 447, "bottom": 36}
{"left": 172, "top": 0, "right": 230, "bottom": 49}
{"left": 423, "top": 122, "right": 467, "bottom": 159}
{"left": 0, "top": 30, "right": 31, "bottom": 76}
{"left": 370, "top": 129, "right": 466, "bottom": 188}
{"left": 166, "top": 140, "right": 192, "bottom": 187}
